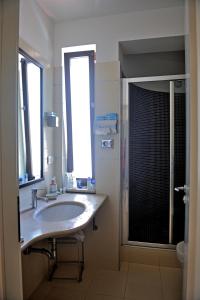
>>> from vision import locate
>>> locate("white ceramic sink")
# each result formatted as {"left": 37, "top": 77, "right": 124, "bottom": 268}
{"left": 34, "top": 201, "right": 85, "bottom": 222}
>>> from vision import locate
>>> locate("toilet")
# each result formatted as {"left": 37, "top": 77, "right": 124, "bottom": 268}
{"left": 176, "top": 241, "right": 185, "bottom": 265}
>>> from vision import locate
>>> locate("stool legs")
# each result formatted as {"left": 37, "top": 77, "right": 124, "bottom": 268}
{"left": 48, "top": 237, "right": 85, "bottom": 282}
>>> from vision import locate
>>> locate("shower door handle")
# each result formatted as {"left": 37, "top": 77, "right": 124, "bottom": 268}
{"left": 174, "top": 185, "right": 189, "bottom": 193}
{"left": 174, "top": 186, "right": 184, "bottom": 192}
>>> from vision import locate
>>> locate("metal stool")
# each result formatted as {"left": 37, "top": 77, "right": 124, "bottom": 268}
{"left": 48, "top": 231, "right": 85, "bottom": 282}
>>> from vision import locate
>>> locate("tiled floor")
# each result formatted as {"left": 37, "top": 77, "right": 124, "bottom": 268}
{"left": 29, "top": 262, "right": 182, "bottom": 300}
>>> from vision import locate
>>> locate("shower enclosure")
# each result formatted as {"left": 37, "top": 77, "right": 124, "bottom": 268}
{"left": 121, "top": 75, "right": 186, "bottom": 247}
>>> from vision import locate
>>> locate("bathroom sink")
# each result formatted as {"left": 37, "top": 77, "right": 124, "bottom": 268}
{"left": 34, "top": 201, "right": 85, "bottom": 222}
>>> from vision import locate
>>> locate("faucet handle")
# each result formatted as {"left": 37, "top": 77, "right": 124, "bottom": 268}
{"left": 31, "top": 189, "right": 38, "bottom": 209}
{"left": 32, "top": 188, "right": 46, "bottom": 195}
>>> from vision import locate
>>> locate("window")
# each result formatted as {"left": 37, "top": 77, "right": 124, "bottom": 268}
{"left": 18, "top": 49, "right": 44, "bottom": 187}
{"left": 63, "top": 50, "right": 95, "bottom": 181}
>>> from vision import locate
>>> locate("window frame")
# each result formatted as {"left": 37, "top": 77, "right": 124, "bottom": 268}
{"left": 64, "top": 50, "right": 95, "bottom": 179}
{"left": 18, "top": 48, "right": 44, "bottom": 188}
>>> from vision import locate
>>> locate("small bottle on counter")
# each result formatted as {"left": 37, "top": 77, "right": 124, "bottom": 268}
{"left": 87, "top": 177, "right": 92, "bottom": 190}
{"left": 87, "top": 177, "right": 96, "bottom": 192}
{"left": 66, "top": 173, "right": 74, "bottom": 189}
{"left": 49, "top": 176, "right": 57, "bottom": 193}
{"left": 64, "top": 173, "right": 68, "bottom": 191}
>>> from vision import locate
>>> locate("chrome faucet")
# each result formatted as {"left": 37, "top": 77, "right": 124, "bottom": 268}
{"left": 32, "top": 188, "right": 47, "bottom": 209}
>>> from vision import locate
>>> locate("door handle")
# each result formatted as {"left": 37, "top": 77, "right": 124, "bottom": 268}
{"left": 174, "top": 185, "right": 189, "bottom": 193}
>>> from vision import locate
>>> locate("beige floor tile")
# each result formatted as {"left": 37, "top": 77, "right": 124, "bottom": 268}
{"left": 128, "top": 263, "right": 160, "bottom": 280}
{"left": 120, "top": 261, "right": 129, "bottom": 272}
{"left": 125, "top": 290, "right": 162, "bottom": 300}
{"left": 125, "top": 264, "right": 163, "bottom": 300}
{"left": 49, "top": 269, "right": 93, "bottom": 293}
{"left": 52, "top": 263, "right": 80, "bottom": 279}
{"left": 89, "top": 270, "right": 127, "bottom": 298}
{"left": 46, "top": 286, "right": 85, "bottom": 300}
{"left": 28, "top": 281, "right": 51, "bottom": 300}
{"left": 29, "top": 265, "right": 182, "bottom": 300}
{"left": 85, "top": 294, "right": 123, "bottom": 300}
{"left": 160, "top": 267, "right": 182, "bottom": 300}
{"left": 125, "top": 285, "right": 163, "bottom": 300}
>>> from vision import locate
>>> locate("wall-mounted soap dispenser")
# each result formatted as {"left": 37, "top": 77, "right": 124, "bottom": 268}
{"left": 45, "top": 112, "right": 59, "bottom": 127}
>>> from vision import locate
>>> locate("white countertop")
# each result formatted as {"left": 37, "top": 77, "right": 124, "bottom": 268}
{"left": 20, "top": 193, "right": 107, "bottom": 251}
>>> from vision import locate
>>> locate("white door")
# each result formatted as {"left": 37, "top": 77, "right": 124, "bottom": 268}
{"left": 183, "top": 0, "right": 199, "bottom": 299}
{"left": 0, "top": 0, "right": 5, "bottom": 297}
{"left": 0, "top": 0, "right": 23, "bottom": 299}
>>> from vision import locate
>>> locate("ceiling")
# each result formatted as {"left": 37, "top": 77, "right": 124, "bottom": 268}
{"left": 36, "top": 0, "right": 184, "bottom": 22}
{"left": 120, "top": 36, "right": 185, "bottom": 55}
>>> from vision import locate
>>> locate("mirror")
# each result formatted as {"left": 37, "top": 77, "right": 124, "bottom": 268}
{"left": 18, "top": 49, "right": 44, "bottom": 187}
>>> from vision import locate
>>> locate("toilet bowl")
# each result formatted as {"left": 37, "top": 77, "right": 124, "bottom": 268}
{"left": 176, "top": 241, "right": 184, "bottom": 265}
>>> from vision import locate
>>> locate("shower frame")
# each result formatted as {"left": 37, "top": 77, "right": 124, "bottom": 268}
{"left": 121, "top": 74, "right": 186, "bottom": 249}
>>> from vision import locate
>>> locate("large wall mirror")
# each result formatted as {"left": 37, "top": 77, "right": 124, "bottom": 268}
{"left": 18, "top": 49, "right": 44, "bottom": 187}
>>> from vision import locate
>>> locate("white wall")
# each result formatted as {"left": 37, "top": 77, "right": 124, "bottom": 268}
{"left": 53, "top": 5, "right": 185, "bottom": 270}
{"left": 19, "top": 0, "right": 53, "bottom": 63}
{"left": 0, "top": 2, "right": 5, "bottom": 298}
{"left": 121, "top": 51, "right": 185, "bottom": 78}
{"left": 54, "top": 6, "right": 185, "bottom": 66}
{"left": 0, "top": 0, "right": 23, "bottom": 299}
{"left": 194, "top": 0, "right": 200, "bottom": 298}
{"left": 182, "top": 0, "right": 200, "bottom": 299}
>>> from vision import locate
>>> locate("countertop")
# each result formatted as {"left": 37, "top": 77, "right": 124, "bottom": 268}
{"left": 20, "top": 193, "right": 107, "bottom": 251}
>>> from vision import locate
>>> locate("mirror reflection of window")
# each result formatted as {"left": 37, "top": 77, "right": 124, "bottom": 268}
{"left": 27, "top": 63, "right": 41, "bottom": 178}
{"left": 18, "top": 54, "right": 26, "bottom": 180}
{"left": 18, "top": 50, "right": 44, "bottom": 187}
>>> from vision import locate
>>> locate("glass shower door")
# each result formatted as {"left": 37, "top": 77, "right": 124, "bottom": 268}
{"left": 127, "top": 79, "right": 185, "bottom": 245}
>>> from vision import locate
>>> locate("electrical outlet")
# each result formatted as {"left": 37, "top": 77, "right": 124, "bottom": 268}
{"left": 101, "top": 139, "right": 113, "bottom": 148}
